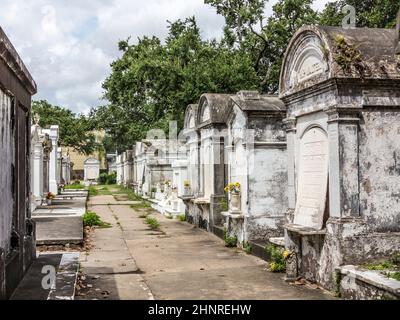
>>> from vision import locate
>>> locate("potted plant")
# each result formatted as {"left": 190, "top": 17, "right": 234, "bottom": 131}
{"left": 46, "top": 192, "right": 56, "bottom": 205}
{"left": 183, "top": 180, "right": 191, "bottom": 196}
{"left": 224, "top": 182, "right": 241, "bottom": 213}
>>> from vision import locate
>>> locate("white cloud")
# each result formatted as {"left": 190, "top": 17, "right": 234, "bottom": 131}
{"left": 0, "top": 0, "right": 333, "bottom": 114}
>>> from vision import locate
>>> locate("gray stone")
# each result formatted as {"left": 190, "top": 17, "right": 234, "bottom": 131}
{"left": 280, "top": 25, "right": 400, "bottom": 291}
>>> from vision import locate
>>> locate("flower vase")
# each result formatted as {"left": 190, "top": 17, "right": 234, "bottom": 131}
{"left": 230, "top": 193, "right": 241, "bottom": 213}
{"left": 184, "top": 186, "right": 191, "bottom": 196}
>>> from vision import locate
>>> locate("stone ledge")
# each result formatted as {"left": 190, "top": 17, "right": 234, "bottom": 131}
{"left": 221, "top": 211, "right": 244, "bottom": 220}
{"left": 337, "top": 265, "right": 400, "bottom": 298}
{"left": 269, "top": 237, "right": 285, "bottom": 247}
{"left": 284, "top": 223, "right": 326, "bottom": 235}
{"left": 193, "top": 198, "right": 210, "bottom": 205}
{"left": 179, "top": 195, "right": 194, "bottom": 201}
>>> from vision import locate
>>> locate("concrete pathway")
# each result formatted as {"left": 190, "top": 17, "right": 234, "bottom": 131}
{"left": 78, "top": 194, "right": 335, "bottom": 300}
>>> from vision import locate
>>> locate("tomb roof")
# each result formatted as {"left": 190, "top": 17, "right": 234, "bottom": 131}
{"left": 184, "top": 104, "right": 198, "bottom": 130}
{"left": 280, "top": 25, "right": 400, "bottom": 97}
{"left": 0, "top": 27, "right": 37, "bottom": 94}
{"left": 230, "top": 91, "right": 286, "bottom": 112}
{"left": 197, "top": 93, "right": 232, "bottom": 127}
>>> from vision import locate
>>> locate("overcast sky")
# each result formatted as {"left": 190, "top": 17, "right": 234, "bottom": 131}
{"left": 0, "top": 0, "right": 333, "bottom": 114}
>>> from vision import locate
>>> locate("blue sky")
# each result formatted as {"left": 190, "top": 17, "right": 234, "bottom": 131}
{"left": 0, "top": 0, "right": 332, "bottom": 114}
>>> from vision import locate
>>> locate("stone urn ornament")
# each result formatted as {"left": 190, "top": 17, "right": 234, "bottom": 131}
{"left": 225, "top": 182, "right": 241, "bottom": 213}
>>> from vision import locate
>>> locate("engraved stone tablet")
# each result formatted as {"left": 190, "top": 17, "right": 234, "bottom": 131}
{"left": 294, "top": 127, "right": 329, "bottom": 229}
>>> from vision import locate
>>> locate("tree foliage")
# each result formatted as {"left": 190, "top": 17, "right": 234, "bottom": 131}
{"left": 205, "top": 0, "right": 317, "bottom": 93}
{"left": 98, "top": 17, "right": 259, "bottom": 152}
{"left": 96, "top": 0, "right": 400, "bottom": 152}
{"left": 32, "top": 100, "right": 99, "bottom": 155}
{"left": 319, "top": 0, "right": 398, "bottom": 28}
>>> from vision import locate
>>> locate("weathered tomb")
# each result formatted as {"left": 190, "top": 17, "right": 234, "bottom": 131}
{"left": 179, "top": 104, "right": 201, "bottom": 221}
{"left": 185, "top": 94, "right": 231, "bottom": 232}
{"left": 224, "top": 91, "right": 288, "bottom": 244}
{"left": 116, "top": 154, "right": 124, "bottom": 185}
{"left": 0, "top": 26, "right": 37, "bottom": 299}
{"left": 31, "top": 122, "right": 52, "bottom": 210}
{"left": 143, "top": 138, "right": 187, "bottom": 215}
{"left": 84, "top": 157, "right": 100, "bottom": 183}
{"left": 42, "top": 125, "right": 59, "bottom": 194}
{"left": 122, "top": 150, "right": 134, "bottom": 187}
{"left": 133, "top": 142, "right": 148, "bottom": 194}
{"left": 280, "top": 25, "right": 400, "bottom": 290}
{"left": 61, "top": 152, "right": 72, "bottom": 185}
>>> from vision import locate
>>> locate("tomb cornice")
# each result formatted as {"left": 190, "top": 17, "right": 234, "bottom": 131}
{"left": 250, "top": 142, "right": 287, "bottom": 149}
{"left": 283, "top": 117, "right": 297, "bottom": 133}
{"left": 325, "top": 106, "right": 361, "bottom": 124}
{"left": 280, "top": 78, "right": 336, "bottom": 105}
{"left": 0, "top": 27, "right": 37, "bottom": 95}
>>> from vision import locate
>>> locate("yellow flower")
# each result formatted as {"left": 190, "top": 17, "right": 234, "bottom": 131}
{"left": 235, "top": 182, "right": 240, "bottom": 188}
{"left": 283, "top": 250, "right": 291, "bottom": 259}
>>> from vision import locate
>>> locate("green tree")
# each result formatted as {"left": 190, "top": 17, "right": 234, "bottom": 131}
{"left": 319, "top": 0, "right": 399, "bottom": 28}
{"left": 206, "top": 0, "right": 317, "bottom": 93}
{"left": 32, "top": 100, "right": 99, "bottom": 155}
{"left": 98, "top": 17, "right": 259, "bottom": 151}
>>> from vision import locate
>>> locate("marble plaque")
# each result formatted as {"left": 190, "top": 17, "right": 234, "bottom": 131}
{"left": 294, "top": 127, "right": 329, "bottom": 229}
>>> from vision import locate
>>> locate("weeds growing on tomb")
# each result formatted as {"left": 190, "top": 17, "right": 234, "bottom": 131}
{"left": 265, "top": 244, "right": 286, "bottom": 273}
{"left": 386, "top": 272, "right": 400, "bottom": 281}
{"left": 223, "top": 228, "right": 238, "bottom": 248}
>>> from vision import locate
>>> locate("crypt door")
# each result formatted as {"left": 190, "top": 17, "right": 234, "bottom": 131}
{"left": 294, "top": 127, "right": 329, "bottom": 230}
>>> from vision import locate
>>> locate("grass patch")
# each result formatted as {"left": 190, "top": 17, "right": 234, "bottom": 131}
{"left": 83, "top": 211, "right": 111, "bottom": 228}
{"left": 243, "top": 242, "right": 252, "bottom": 254}
{"left": 88, "top": 186, "right": 99, "bottom": 196}
{"left": 139, "top": 213, "right": 149, "bottom": 219}
{"left": 130, "top": 201, "right": 152, "bottom": 210}
{"left": 65, "top": 184, "right": 85, "bottom": 190}
{"left": 177, "top": 214, "right": 186, "bottom": 222}
{"left": 364, "top": 261, "right": 397, "bottom": 271}
{"left": 145, "top": 217, "right": 160, "bottom": 230}
{"left": 384, "top": 271, "right": 400, "bottom": 281}
{"left": 223, "top": 228, "right": 237, "bottom": 248}
{"left": 165, "top": 214, "right": 173, "bottom": 219}
{"left": 265, "top": 244, "right": 286, "bottom": 273}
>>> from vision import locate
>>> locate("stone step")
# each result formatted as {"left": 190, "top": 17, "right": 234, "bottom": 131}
{"left": 248, "top": 239, "right": 270, "bottom": 262}
{"left": 11, "top": 252, "right": 80, "bottom": 300}
{"left": 212, "top": 225, "right": 225, "bottom": 240}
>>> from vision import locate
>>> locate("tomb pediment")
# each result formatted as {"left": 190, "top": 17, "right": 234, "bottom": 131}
{"left": 196, "top": 94, "right": 232, "bottom": 128}
{"left": 184, "top": 104, "right": 198, "bottom": 130}
{"left": 280, "top": 28, "right": 330, "bottom": 97}
{"left": 280, "top": 26, "right": 400, "bottom": 98}
{"left": 84, "top": 157, "right": 100, "bottom": 165}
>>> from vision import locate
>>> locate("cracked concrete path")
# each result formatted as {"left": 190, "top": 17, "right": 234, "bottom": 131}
{"left": 78, "top": 195, "right": 335, "bottom": 300}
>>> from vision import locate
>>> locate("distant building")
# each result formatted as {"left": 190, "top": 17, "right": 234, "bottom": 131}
{"left": 61, "top": 130, "right": 106, "bottom": 181}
